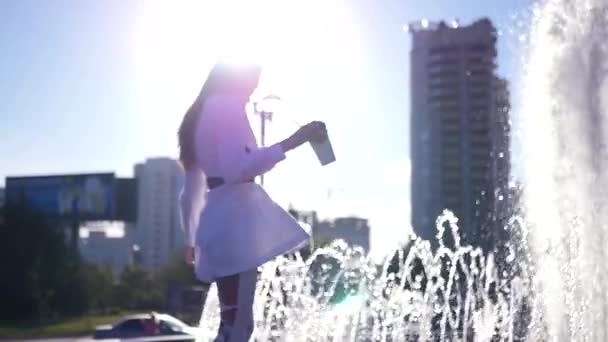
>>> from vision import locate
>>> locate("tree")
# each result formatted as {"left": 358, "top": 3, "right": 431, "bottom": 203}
{"left": 313, "top": 235, "right": 334, "bottom": 250}
{"left": 114, "top": 265, "right": 163, "bottom": 310}
{"left": 0, "top": 204, "right": 86, "bottom": 320}
{"left": 79, "top": 263, "right": 115, "bottom": 313}
{"left": 156, "top": 254, "right": 198, "bottom": 288}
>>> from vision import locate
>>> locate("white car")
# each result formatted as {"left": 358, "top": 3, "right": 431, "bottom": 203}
{"left": 93, "top": 313, "right": 199, "bottom": 340}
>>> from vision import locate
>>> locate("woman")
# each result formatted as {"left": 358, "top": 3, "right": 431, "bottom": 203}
{"left": 178, "top": 62, "right": 326, "bottom": 341}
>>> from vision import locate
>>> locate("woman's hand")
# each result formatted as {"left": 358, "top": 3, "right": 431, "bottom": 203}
{"left": 184, "top": 246, "right": 195, "bottom": 265}
{"left": 281, "top": 121, "right": 327, "bottom": 152}
{"left": 306, "top": 121, "right": 328, "bottom": 143}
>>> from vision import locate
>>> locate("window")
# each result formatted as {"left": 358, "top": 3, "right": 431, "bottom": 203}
{"left": 421, "top": 131, "right": 430, "bottom": 142}
{"left": 116, "top": 319, "right": 145, "bottom": 333}
{"left": 430, "top": 45, "right": 459, "bottom": 55}
{"left": 468, "top": 43, "right": 488, "bottom": 52}
{"left": 159, "top": 320, "right": 184, "bottom": 333}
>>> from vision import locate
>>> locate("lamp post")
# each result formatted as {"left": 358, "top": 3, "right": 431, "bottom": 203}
{"left": 254, "top": 94, "right": 282, "bottom": 187}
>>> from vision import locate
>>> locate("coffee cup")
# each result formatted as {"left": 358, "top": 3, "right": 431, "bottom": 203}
{"left": 310, "top": 135, "right": 336, "bottom": 166}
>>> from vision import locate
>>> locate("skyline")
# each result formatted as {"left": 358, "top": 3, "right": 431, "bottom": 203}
{"left": 0, "top": 0, "right": 532, "bottom": 259}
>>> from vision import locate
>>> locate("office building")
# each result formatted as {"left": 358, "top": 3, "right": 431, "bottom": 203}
{"left": 134, "top": 158, "right": 184, "bottom": 270}
{"left": 313, "top": 216, "right": 371, "bottom": 253}
{"left": 79, "top": 223, "right": 133, "bottom": 276}
{"left": 0, "top": 187, "right": 4, "bottom": 224}
{"left": 408, "top": 18, "right": 510, "bottom": 251}
{"left": 289, "top": 208, "right": 370, "bottom": 253}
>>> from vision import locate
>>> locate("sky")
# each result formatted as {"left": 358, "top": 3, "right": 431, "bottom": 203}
{"left": 0, "top": 0, "right": 533, "bottom": 260}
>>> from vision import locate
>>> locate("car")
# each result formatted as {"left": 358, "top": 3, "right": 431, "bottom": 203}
{"left": 93, "top": 313, "right": 199, "bottom": 340}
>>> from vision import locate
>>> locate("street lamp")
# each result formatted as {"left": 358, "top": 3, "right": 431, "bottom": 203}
{"left": 253, "top": 94, "right": 282, "bottom": 187}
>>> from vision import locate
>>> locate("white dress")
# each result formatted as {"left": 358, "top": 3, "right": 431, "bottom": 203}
{"left": 179, "top": 94, "right": 309, "bottom": 283}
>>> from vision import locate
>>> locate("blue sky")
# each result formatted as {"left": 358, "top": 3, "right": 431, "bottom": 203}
{"left": 0, "top": 0, "right": 533, "bottom": 258}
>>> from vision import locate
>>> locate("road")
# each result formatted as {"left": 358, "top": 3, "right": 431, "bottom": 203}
{"left": 3, "top": 336, "right": 195, "bottom": 342}
{"left": 2, "top": 337, "right": 95, "bottom": 342}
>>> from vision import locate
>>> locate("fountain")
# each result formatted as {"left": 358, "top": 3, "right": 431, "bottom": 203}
{"left": 196, "top": 210, "right": 529, "bottom": 341}
{"left": 521, "top": 0, "right": 608, "bottom": 340}
{"left": 194, "top": 0, "right": 608, "bottom": 340}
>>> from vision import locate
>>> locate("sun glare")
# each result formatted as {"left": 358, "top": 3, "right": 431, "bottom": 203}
{"left": 131, "top": 0, "right": 363, "bottom": 138}
{"left": 131, "top": 0, "right": 367, "bottom": 243}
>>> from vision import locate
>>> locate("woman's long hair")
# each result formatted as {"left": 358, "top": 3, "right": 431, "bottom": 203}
{"left": 178, "top": 63, "right": 261, "bottom": 170}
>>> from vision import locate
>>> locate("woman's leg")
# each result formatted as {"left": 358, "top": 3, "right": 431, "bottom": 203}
{"left": 214, "top": 269, "right": 258, "bottom": 342}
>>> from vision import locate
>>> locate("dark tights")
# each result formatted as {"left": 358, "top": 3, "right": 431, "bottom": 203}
{"left": 214, "top": 269, "right": 257, "bottom": 342}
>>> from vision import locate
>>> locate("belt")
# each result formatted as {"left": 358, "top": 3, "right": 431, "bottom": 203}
{"left": 206, "top": 177, "right": 255, "bottom": 190}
